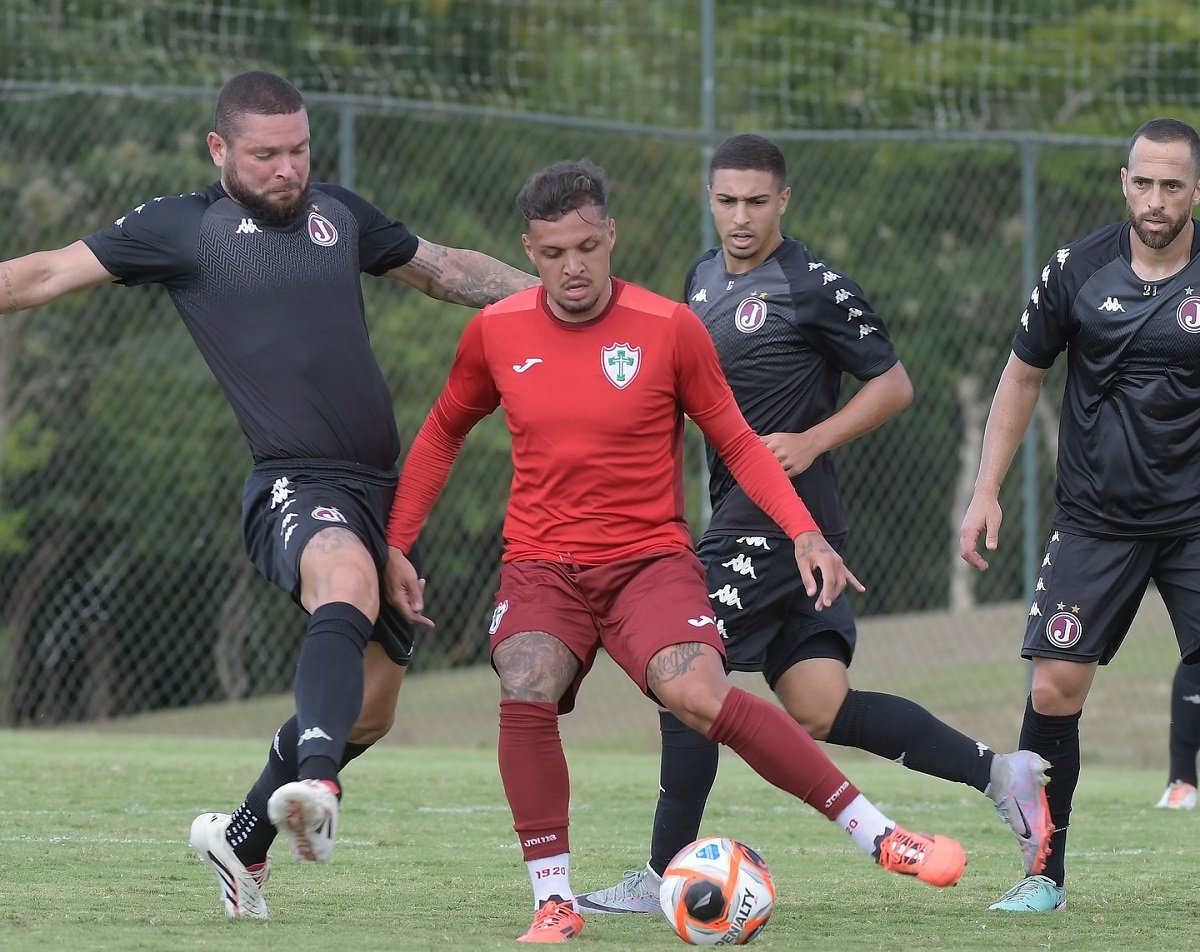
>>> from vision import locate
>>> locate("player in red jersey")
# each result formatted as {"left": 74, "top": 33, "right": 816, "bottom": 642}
{"left": 385, "top": 160, "right": 967, "bottom": 943}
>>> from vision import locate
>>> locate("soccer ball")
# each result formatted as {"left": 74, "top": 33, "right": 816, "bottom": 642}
{"left": 659, "top": 836, "right": 775, "bottom": 946}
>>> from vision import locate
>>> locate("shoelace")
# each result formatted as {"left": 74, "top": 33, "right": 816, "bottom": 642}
{"left": 247, "top": 859, "right": 271, "bottom": 887}
{"left": 881, "top": 831, "right": 928, "bottom": 867}
{"left": 613, "top": 870, "right": 653, "bottom": 898}
{"left": 1000, "top": 877, "right": 1053, "bottom": 902}
{"left": 1167, "top": 783, "right": 1195, "bottom": 805}
{"left": 532, "top": 901, "right": 580, "bottom": 931}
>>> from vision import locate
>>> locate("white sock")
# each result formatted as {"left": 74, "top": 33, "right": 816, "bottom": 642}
{"left": 527, "top": 852, "right": 572, "bottom": 907}
{"left": 834, "top": 794, "right": 894, "bottom": 858}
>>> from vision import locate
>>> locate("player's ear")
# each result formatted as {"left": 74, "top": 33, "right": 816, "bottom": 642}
{"left": 779, "top": 185, "right": 791, "bottom": 215}
{"left": 207, "top": 131, "right": 228, "bottom": 168}
{"left": 521, "top": 234, "right": 535, "bottom": 265}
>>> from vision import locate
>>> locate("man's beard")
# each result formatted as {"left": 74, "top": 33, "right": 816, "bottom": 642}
{"left": 1129, "top": 206, "right": 1188, "bottom": 250}
{"left": 555, "top": 292, "right": 601, "bottom": 314}
{"left": 225, "top": 163, "right": 310, "bottom": 227}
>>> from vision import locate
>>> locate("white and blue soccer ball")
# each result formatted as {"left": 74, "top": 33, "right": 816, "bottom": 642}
{"left": 659, "top": 836, "right": 776, "bottom": 946}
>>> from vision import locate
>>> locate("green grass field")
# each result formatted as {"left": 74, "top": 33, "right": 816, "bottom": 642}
{"left": 2, "top": 726, "right": 1196, "bottom": 952}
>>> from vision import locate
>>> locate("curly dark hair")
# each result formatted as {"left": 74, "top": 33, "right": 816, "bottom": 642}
{"left": 516, "top": 160, "right": 608, "bottom": 224}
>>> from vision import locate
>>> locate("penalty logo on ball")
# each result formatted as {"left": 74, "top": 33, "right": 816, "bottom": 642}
{"left": 659, "top": 836, "right": 775, "bottom": 946}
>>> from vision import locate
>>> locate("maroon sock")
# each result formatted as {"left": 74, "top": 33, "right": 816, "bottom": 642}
{"left": 707, "top": 686, "right": 860, "bottom": 820}
{"left": 498, "top": 699, "right": 571, "bottom": 860}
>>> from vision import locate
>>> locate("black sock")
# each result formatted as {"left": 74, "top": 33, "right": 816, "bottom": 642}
{"left": 228, "top": 717, "right": 298, "bottom": 865}
{"left": 1018, "top": 695, "right": 1080, "bottom": 888}
{"left": 826, "top": 690, "right": 994, "bottom": 792}
{"left": 649, "top": 710, "right": 719, "bottom": 876}
{"left": 1168, "top": 662, "right": 1200, "bottom": 785}
{"left": 229, "top": 719, "right": 373, "bottom": 866}
{"left": 294, "top": 601, "right": 373, "bottom": 781}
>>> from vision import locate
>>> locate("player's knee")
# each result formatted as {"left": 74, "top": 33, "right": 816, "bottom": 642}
{"left": 791, "top": 708, "right": 834, "bottom": 741}
{"left": 658, "top": 682, "right": 726, "bottom": 734}
{"left": 300, "top": 534, "right": 380, "bottom": 618}
{"left": 348, "top": 712, "right": 394, "bottom": 745}
{"left": 1029, "top": 678, "right": 1086, "bottom": 716}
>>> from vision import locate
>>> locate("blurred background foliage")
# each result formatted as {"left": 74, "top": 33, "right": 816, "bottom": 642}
{"left": 1, "top": 1, "right": 1195, "bottom": 725}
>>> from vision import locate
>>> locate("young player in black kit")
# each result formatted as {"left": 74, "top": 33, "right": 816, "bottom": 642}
{"left": 0, "top": 70, "right": 536, "bottom": 919}
{"left": 577, "top": 134, "right": 1052, "bottom": 916}
{"left": 961, "top": 117, "right": 1200, "bottom": 911}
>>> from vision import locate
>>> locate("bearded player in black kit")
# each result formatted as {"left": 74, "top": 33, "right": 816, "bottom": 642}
{"left": 961, "top": 117, "right": 1200, "bottom": 912}
{"left": 0, "top": 70, "right": 536, "bottom": 919}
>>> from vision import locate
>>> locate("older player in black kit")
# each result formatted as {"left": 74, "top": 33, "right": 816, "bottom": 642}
{"left": 961, "top": 117, "right": 1200, "bottom": 912}
{"left": 0, "top": 70, "right": 536, "bottom": 919}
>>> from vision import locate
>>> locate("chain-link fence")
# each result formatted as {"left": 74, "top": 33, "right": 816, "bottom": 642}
{"left": 1, "top": 3, "right": 1195, "bottom": 762}
{"left": 0, "top": 88, "right": 1119, "bottom": 722}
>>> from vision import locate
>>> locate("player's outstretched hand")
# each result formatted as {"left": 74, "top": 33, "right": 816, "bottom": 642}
{"left": 384, "top": 545, "right": 435, "bottom": 627}
{"left": 959, "top": 494, "right": 1002, "bottom": 572}
{"left": 792, "top": 531, "right": 865, "bottom": 610}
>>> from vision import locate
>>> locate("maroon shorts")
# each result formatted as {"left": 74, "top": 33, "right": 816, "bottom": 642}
{"left": 488, "top": 549, "right": 727, "bottom": 713}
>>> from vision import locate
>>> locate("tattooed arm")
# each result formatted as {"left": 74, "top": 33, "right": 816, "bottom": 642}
{"left": 385, "top": 237, "right": 538, "bottom": 308}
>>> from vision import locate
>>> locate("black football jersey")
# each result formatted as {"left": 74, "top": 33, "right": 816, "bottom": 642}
{"left": 83, "top": 182, "right": 419, "bottom": 469}
{"left": 685, "top": 237, "right": 899, "bottom": 537}
{"left": 1015, "top": 220, "right": 1200, "bottom": 537}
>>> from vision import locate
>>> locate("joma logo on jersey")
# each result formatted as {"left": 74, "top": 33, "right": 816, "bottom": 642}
{"left": 1177, "top": 296, "right": 1200, "bottom": 333}
{"left": 601, "top": 342, "right": 641, "bottom": 389}
{"left": 735, "top": 297, "right": 768, "bottom": 334}
{"left": 307, "top": 211, "right": 339, "bottom": 246}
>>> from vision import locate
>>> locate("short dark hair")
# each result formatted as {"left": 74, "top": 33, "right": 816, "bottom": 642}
{"left": 709, "top": 134, "right": 787, "bottom": 187}
{"left": 214, "top": 71, "right": 305, "bottom": 142}
{"left": 1129, "top": 118, "right": 1200, "bottom": 178}
{"left": 516, "top": 160, "right": 608, "bottom": 224}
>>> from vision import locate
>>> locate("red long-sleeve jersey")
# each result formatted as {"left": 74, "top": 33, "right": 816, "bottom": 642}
{"left": 388, "top": 279, "right": 818, "bottom": 564}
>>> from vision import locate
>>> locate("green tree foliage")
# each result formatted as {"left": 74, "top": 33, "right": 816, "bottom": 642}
{"left": 3, "top": 1, "right": 1198, "bottom": 721}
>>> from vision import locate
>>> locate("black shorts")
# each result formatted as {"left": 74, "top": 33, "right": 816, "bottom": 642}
{"left": 242, "top": 458, "right": 421, "bottom": 666}
{"left": 1022, "top": 529, "right": 1200, "bottom": 665}
{"left": 698, "top": 531, "right": 856, "bottom": 689}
